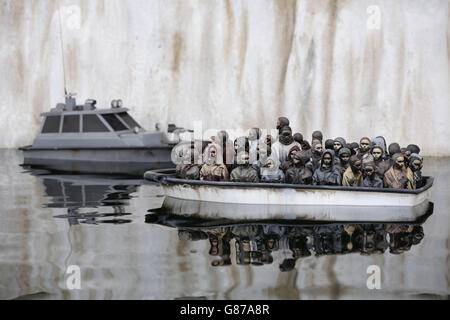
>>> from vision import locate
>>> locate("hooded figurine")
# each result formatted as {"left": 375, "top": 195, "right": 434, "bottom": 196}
{"left": 371, "top": 136, "right": 388, "bottom": 159}
{"left": 306, "top": 140, "right": 323, "bottom": 172}
{"left": 312, "top": 130, "right": 323, "bottom": 144}
{"left": 230, "top": 151, "right": 260, "bottom": 183}
{"left": 280, "top": 145, "right": 301, "bottom": 172}
{"left": 232, "top": 136, "right": 249, "bottom": 171}
{"left": 293, "top": 133, "right": 303, "bottom": 145}
{"left": 271, "top": 126, "right": 302, "bottom": 164}
{"left": 260, "top": 154, "right": 285, "bottom": 183}
{"left": 200, "top": 143, "right": 229, "bottom": 181}
{"left": 371, "top": 146, "right": 390, "bottom": 179}
{"left": 324, "top": 139, "right": 334, "bottom": 151}
{"left": 405, "top": 144, "right": 421, "bottom": 168}
{"left": 362, "top": 161, "right": 383, "bottom": 188}
{"left": 342, "top": 155, "right": 363, "bottom": 187}
{"left": 406, "top": 144, "right": 421, "bottom": 154}
{"left": 333, "top": 137, "right": 347, "bottom": 155}
{"left": 357, "top": 137, "right": 371, "bottom": 160}
{"left": 312, "top": 149, "right": 342, "bottom": 186}
{"left": 409, "top": 153, "right": 424, "bottom": 188}
{"left": 349, "top": 142, "right": 359, "bottom": 156}
{"left": 175, "top": 147, "right": 202, "bottom": 180}
{"left": 248, "top": 127, "right": 262, "bottom": 164}
{"left": 388, "top": 142, "right": 401, "bottom": 165}
{"left": 215, "top": 130, "right": 235, "bottom": 169}
{"left": 336, "top": 147, "right": 351, "bottom": 175}
{"left": 251, "top": 143, "right": 271, "bottom": 174}
{"left": 276, "top": 117, "right": 290, "bottom": 133}
{"left": 285, "top": 153, "right": 313, "bottom": 185}
{"left": 383, "top": 153, "right": 414, "bottom": 189}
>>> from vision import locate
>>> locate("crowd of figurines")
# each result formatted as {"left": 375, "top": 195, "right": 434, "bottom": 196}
{"left": 176, "top": 116, "right": 425, "bottom": 189}
{"left": 177, "top": 223, "right": 424, "bottom": 270}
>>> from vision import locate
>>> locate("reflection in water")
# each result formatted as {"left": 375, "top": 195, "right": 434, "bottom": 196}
{"left": 25, "top": 168, "right": 146, "bottom": 225}
{"left": 146, "top": 214, "right": 425, "bottom": 271}
{"left": 1, "top": 152, "right": 446, "bottom": 299}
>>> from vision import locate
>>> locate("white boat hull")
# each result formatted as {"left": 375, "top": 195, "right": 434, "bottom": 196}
{"left": 162, "top": 183, "right": 431, "bottom": 207}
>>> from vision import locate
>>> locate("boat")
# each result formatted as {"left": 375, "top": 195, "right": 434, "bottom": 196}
{"left": 19, "top": 94, "right": 189, "bottom": 176}
{"left": 144, "top": 169, "right": 434, "bottom": 222}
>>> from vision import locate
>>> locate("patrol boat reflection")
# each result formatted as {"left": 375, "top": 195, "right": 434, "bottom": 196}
{"left": 26, "top": 168, "right": 148, "bottom": 225}
{"left": 146, "top": 213, "right": 427, "bottom": 271}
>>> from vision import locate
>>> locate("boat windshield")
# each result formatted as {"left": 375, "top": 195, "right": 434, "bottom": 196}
{"left": 82, "top": 114, "right": 109, "bottom": 132}
{"left": 101, "top": 114, "right": 128, "bottom": 131}
{"left": 117, "top": 112, "right": 141, "bottom": 129}
{"left": 62, "top": 115, "right": 80, "bottom": 133}
{"left": 41, "top": 115, "right": 61, "bottom": 133}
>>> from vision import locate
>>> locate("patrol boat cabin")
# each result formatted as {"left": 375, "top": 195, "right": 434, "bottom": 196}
{"left": 20, "top": 94, "right": 176, "bottom": 175}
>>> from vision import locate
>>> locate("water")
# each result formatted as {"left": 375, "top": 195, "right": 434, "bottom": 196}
{"left": 0, "top": 150, "right": 448, "bottom": 300}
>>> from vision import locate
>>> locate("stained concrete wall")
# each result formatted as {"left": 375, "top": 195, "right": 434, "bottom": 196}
{"left": 0, "top": 0, "right": 449, "bottom": 155}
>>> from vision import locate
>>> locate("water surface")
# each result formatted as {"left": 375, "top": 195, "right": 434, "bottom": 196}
{"left": 0, "top": 150, "right": 448, "bottom": 299}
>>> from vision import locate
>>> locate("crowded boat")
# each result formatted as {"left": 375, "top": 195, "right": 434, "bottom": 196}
{"left": 175, "top": 116, "right": 425, "bottom": 190}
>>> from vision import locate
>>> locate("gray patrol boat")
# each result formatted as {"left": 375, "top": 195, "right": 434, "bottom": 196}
{"left": 20, "top": 93, "right": 185, "bottom": 176}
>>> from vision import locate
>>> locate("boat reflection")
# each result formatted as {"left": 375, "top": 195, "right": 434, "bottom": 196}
{"left": 146, "top": 213, "right": 426, "bottom": 271}
{"left": 23, "top": 167, "right": 148, "bottom": 225}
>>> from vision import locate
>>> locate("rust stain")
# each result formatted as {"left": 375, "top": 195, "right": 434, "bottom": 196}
{"left": 223, "top": 0, "right": 234, "bottom": 63}
{"left": 237, "top": 4, "right": 248, "bottom": 89}
{"left": 172, "top": 32, "right": 183, "bottom": 74}
{"left": 321, "top": 0, "right": 338, "bottom": 131}
{"left": 275, "top": 0, "right": 297, "bottom": 105}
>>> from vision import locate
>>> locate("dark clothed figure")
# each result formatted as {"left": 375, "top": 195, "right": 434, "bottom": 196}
{"left": 176, "top": 148, "right": 201, "bottom": 180}
{"left": 312, "top": 149, "right": 342, "bottom": 186}
{"left": 333, "top": 137, "right": 347, "bottom": 155}
{"left": 200, "top": 143, "right": 229, "bottom": 181}
{"left": 362, "top": 162, "right": 383, "bottom": 188}
{"left": 306, "top": 141, "right": 323, "bottom": 172}
{"left": 349, "top": 142, "right": 359, "bottom": 156}
{"left": 388, "top": 143, "right": 401, "bottom": 158}
{"left": 324, "top": 139, "right": 334, "bottom": 151}
{"left": 371, "top": 146, "right": 390, "bottom": 179}
{"left": 342, "top": 155, "right": 363, "bottom": 187}
{"left": 230, "top": 152, "right": 260, "bottom": 183}
{"left": 215, "top": 130, "right": 235, "bottom": 169}
{"left": 357, "top": 137, "right": 371, "bottom": 160}
{"left": 312, "top": 130, "right": 323, "bottom": 144}
{"left": 336, "top": 147, "right": 351, "bottom": 175}
{"left": 248, "top": 128, "right": 262, "bottom": 164}
{"left": 232, "top": 136, "right": 249, "bottom": 171}
{"left": 388, "top": 142, "right": 401, "bottom": 165}
{"left": 409, "top": 153, "right": 424, "bottom": 188}
{"left": 285, "top": 153, "right": 313, "bottom": 185}
{"left": 281, "top": 145, "right": 301, "bottom": 172}
{"left": 260, "top": 156, "right": 285, "bottom": 183}
{"left": 300, "top": 140, "right": 311, "bottom": 151}
{"left": 405, "top": 144, "right": 420, "bottom": 168}
{"left": 371, "top": 136, "right": 388, "bottom": 159}
{"left": 383, "top": 153, "right": 414, "bottom": 189}
{"left": 272, "top": 126, "right": 302, "bottom": 164}
{"left": 252, "top": 144, "right": 271, "bottom": 174}
{"left": 293, "top": 133, "right": 303, "bottom": 145}
{"left": 277, "top": 117, "right": 290, "bottom": 133}
{"left": 407, "top": 144, "right": 421, "bottom": 154}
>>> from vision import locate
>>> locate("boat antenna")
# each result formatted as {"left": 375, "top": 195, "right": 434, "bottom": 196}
{"left": 57, "top": 0, "right": 68, "bottom": 97}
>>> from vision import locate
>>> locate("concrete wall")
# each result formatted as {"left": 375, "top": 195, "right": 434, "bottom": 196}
{"left": 1, "top": 0, "right": 449, "bottom": 155}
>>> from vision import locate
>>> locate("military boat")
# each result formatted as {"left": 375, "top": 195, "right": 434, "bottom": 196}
{"left": 20, "top": 94, "right": 186, "bottom": 176}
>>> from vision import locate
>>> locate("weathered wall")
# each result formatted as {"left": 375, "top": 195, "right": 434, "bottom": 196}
{"left": 0, "top": 0, "right": 449, "bottom": 155}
